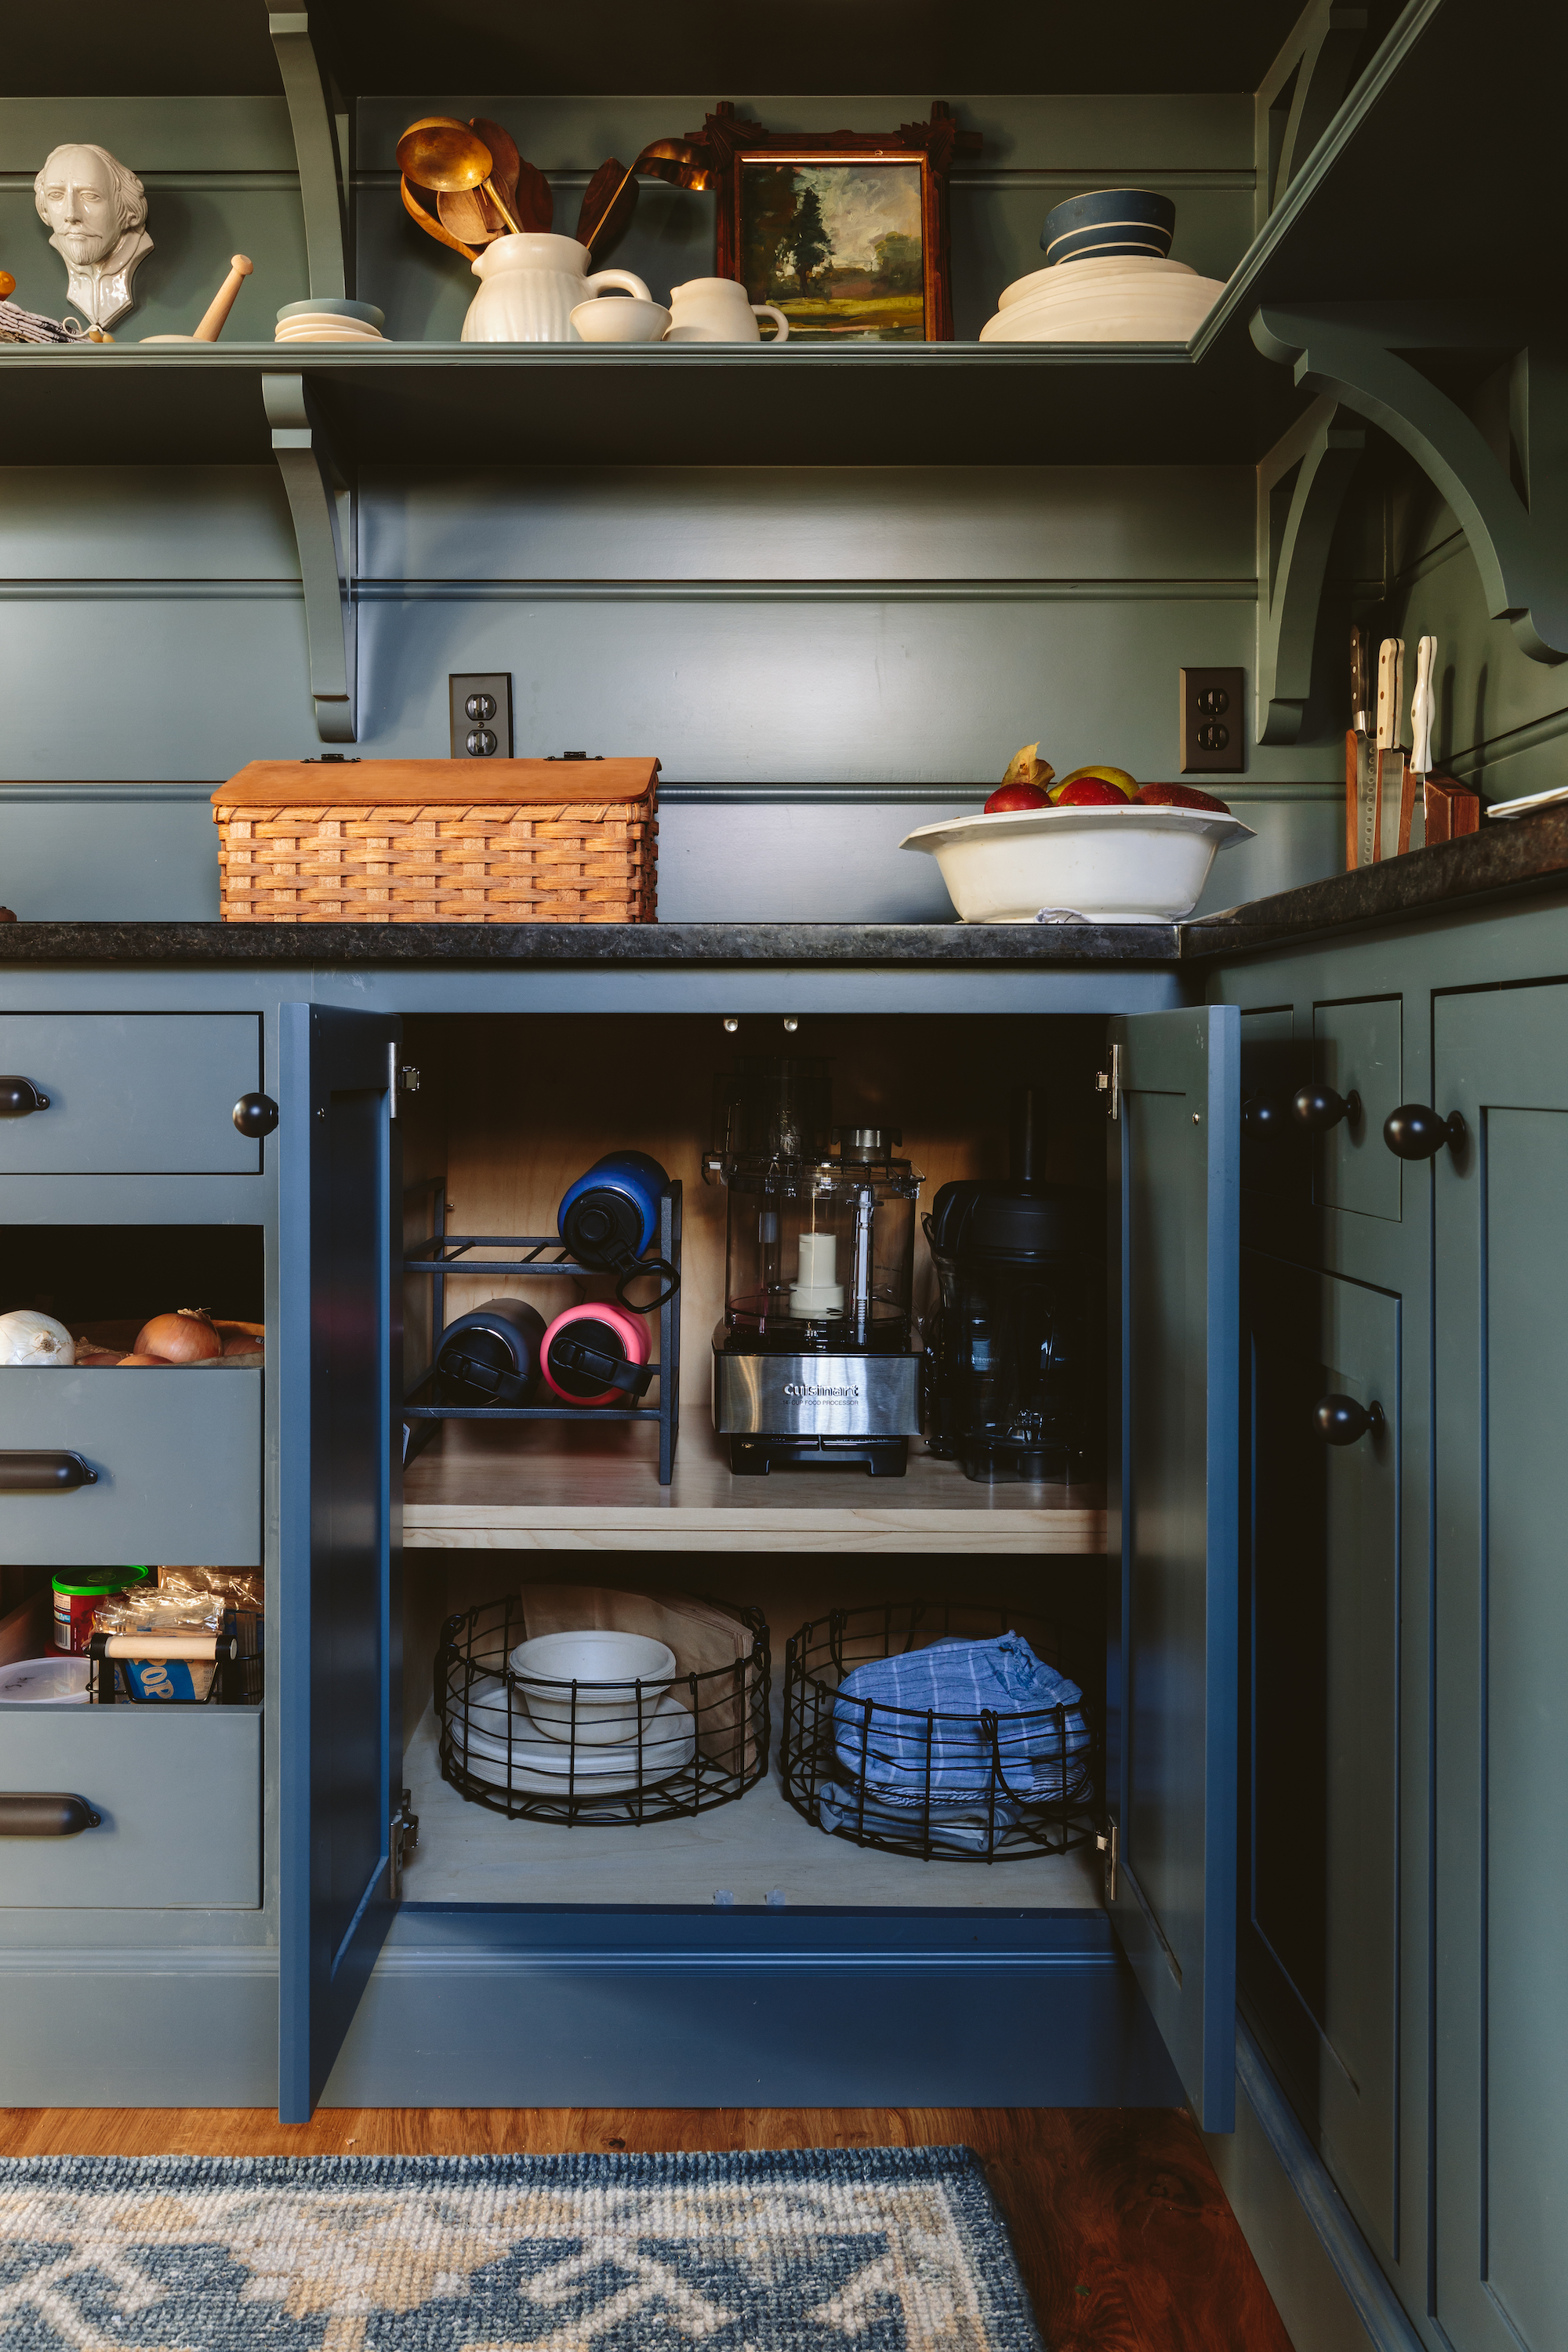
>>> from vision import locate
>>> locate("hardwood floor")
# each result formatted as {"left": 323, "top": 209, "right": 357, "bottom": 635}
{"left": 0, "top": 2104, "right": 1294, "bottom": 2350}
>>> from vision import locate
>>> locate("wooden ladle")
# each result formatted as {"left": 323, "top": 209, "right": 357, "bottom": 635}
{"left": 397, "top": 118, "right": 522, "bottom": 237}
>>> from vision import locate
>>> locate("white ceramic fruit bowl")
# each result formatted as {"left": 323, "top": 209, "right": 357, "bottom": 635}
{"left": 507, "top": 1628, "right": 677, "bottom": 1744}
{"left": 900, "top": 802, "right": 1254, "bottom": 924}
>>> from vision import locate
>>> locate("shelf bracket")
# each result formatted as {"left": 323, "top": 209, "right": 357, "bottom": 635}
{"left": 269, "top": 10, "right": 348, "bottom": 299}
{"left": 263, "top": 372, "right": 356, "bottom": 743}
{"left": 1255, "top": 4, "right": 1369, "bottom": 230}
{"left": 1255, "top": 394, "right": 1366, "bottom": 743}
{"left": 1253, "top": 305, "right": 1568, "bottom": 666}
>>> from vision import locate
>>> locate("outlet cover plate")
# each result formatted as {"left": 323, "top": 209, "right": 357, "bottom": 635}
{"left": 1180, "top": 666, "right": 1244, "bottom": 773}
{"left": 449, "top": 672, "right": 514, "bottom": 760}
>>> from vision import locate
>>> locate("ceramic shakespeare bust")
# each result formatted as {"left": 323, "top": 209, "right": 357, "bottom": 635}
{"left": 34, "top": 143, "right": 152, "bottom": 329}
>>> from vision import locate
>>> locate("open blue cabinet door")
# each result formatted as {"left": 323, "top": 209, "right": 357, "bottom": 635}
{"left": 1106, "top": 1005, "right": 1240, "bottom": 2130}
{"left": 278, "top": 1004, "right": 402, "bottom": 2121}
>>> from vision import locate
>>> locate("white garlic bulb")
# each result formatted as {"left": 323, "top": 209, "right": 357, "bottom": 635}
{"left": 0, "top": 1309, "right": 76, "bottom": 1367}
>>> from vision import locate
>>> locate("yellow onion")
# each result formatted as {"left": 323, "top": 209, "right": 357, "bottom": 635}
{"left": 132, "top": 1308, "right": 222, "bottom": 1364}
{"left": 116, "top": 1352, "right": 171, "bottom": 1367}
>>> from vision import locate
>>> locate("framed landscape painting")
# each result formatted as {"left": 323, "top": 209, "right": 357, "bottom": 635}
{"left": 697, "top": 104, "right": 979, "bottom": 342}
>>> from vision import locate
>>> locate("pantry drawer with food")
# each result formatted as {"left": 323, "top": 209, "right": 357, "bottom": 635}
{"left": 0, "top": 1700, "right": 261, "bottom": 1909}
{"left": 0, "top": 1014, "right": 267, "bottom": 1175}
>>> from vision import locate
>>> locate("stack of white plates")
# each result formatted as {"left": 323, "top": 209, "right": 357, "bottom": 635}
{"left": 447, "top": 1673, "right": 696, "bottom": 1796}
{"left": 978, "top": 255, "right": 1225, "bottom": 343}
{"left": 275, "top": 298, "right": 386, "bottom": 345}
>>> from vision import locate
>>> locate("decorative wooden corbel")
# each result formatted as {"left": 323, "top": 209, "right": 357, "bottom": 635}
{"left": 1255, "top": 4, "right": 1369, "bottom": 230}
{"left": 1253, "top": 305, "right": 1568, "bottom": 665}
{"left": 263, "top": 372, "right": 356, "bottom": 742}
{"left": 1255, "top": 394, "right": 1365, "bottom": 743}
{"left": 269, "top": 10, "right": 348, "bottom": 299}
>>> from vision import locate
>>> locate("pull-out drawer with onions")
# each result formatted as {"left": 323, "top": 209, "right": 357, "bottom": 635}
{"left": 0, "top": 1704, "right": 260, "bottom": 1907}
{"left": 0, "top": 1368, "right": 261, "bottom": 1566}
{"left": 0, "top": 1014, "right": 267, "bottom": 1175}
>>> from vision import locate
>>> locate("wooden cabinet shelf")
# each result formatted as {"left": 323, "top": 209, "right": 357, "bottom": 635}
{"left": 404, "top": 1422, "right": 1107, "bottom": 1555}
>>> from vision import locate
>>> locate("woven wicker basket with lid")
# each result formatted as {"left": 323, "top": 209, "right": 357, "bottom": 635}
{"left": 212, "top": 758, "right": 658, "bottom": 924}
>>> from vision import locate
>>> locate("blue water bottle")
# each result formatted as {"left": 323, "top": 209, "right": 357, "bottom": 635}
{"left": 557, "top": 1150, "right": 679, "bottom": 1306}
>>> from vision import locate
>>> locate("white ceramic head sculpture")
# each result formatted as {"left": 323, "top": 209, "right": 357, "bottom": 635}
{"left": 34, "top": 143, "right": 152, "bottom": 328}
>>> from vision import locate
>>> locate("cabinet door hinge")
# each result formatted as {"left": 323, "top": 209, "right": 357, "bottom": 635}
{"left": 387, "top": 1046, "right": 420, "bottom": 1117}
{"left": 1096, "top": 1821, "right": 1119, "bottom": 1901}
{"left": 1095, "top": 1042, "right": 1123, "bottom": 1122}
{"left": 389, "top": 1788, "right": 419, "bottom": 1897}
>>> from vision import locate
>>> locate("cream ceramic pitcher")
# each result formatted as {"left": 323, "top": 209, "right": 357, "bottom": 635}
{"left": 462, "top": 233, "right": 653, "bottom": 343}
{"left": 664, "top": 277, "right": 790, "bottom": 343}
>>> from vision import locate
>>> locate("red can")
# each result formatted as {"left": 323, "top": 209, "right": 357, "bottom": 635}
{"left": 52, "top": 1570, "right": 152, "bottom": 1655}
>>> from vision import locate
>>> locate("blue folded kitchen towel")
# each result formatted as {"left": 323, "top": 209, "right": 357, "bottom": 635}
{"left": 833, "top": 1632, "right": 1091, "bottom": 1804}
{"left": 817, "top": 1780, "right": 1025, "bottom": 1853}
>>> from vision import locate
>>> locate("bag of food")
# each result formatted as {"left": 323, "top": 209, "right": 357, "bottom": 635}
{"left": 93, "top": 1592, "right": 223, "bottom": 1700}
{"left": 157, "top": 1566, "right": 263, "bottom": 1656}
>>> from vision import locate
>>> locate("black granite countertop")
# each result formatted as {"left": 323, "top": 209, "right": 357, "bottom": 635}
{"left": 2, "top": 808, "right": 1565, "bottom": 964}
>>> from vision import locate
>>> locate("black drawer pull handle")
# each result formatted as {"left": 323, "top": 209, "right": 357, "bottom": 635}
{"left": 233, "top": 1091, "right": 279, "bottom": 1139}
{"left": 1316, "top": 1393, "right": 1385, "bottom": 1446}
{"left": 1384, "top": 1102, "right": 1467, "bottom": 1160}
{"left": 0, "top": 1450, "right": 98, "bottom": 1492}
{"left": 1242, "top": 1092, "right": 1290, "bottom": 1136}
{"left": 1293, "top": 1083, "right": 1361, "bottom": 1132}
{"left": 0, "top": 1076, "right": 49, "bottom": 1116}
{"left": 0, "top": 1792, "right": 100, "bottom": 1837}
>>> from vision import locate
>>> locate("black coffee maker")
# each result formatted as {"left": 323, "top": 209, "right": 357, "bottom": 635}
{"left": 921, "top": 1089, "right": 1103, "bottom": 1484}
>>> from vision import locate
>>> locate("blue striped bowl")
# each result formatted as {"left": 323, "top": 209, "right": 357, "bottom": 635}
{"left": 1040, "top": 189, "right": 1175, "bottom": 265}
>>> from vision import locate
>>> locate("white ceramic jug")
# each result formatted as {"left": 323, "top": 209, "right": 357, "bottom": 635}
{"left": 462, "top": 234, "right": 653, "bottom": 343}
{"left": 664, "top": 277, "right": 790, "bottom": 343}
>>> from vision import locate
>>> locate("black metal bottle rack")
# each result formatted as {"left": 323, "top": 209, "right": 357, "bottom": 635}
{"left": 401, "top": 1177, "right": 682, "bottom": 1484}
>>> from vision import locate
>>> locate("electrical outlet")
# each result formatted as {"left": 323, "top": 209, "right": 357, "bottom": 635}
{"left": 1179, "top": 666, "right": 1244, "bottom": 773}
{"left": 448, "top": 672, "right": 513, "bottom": 759}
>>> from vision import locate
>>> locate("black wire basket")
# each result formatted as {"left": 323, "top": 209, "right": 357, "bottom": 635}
{"left": 436, "top": 1595, "right": 771, "bottom": 1824}
{"left": 780, "top": 1601, "right": 1099, "bottom": 1862}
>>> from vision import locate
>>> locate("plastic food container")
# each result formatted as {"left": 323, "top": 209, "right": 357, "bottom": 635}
{"left": 52, "top": 1569, "right": 152, "bottom": 1655}
{"left": 900, "top": 802, "right": 1254, "bottom": 924}
{"left": 0, "top": 1654, "right": 93, "bottom": 1704}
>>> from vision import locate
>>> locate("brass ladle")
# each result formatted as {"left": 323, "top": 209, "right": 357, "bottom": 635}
{"left": 397, "top": 118, "right": 522, "bottom": 238}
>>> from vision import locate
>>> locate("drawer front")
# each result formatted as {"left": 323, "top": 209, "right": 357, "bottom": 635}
{"left": 0, "top": 1704, "right": 260, "bottom": 1906}
{"left": 0, "top": 1368, "right": 261, "bottom": 1565}
{"left": 0, "top": 1014, "right": 262, "bottom": 1174}
{"left": 1311, "top": 997, "right": 1403, "bottom": 1221}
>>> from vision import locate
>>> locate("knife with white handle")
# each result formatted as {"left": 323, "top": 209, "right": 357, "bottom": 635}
{"left": 1399, "top": 634, "right": 1436, "bottom": 853}
{"left": 1372, "top": 637, "right": 1404, "bottom": 862}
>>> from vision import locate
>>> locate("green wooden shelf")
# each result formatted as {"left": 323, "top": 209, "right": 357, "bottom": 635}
{"left": 0, "top": 336, "right": 1306, "bottom": 469}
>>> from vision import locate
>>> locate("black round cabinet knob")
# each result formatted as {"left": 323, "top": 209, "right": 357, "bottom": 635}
{"left": 233, "top": 1091, "right": 280, "bottom": 1139}
{"left": 1315, "top": 1393, "right": 1386, "bottom": 1446}
{"left": 1383, "top": 1103, "right": 1466, "bottom": 1160}
{"left": 1293, "top": 1083, "right": 1361, "bottom": 1132}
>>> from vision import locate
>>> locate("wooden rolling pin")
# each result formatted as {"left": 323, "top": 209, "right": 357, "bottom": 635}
{"left": 193, "top": 253, "right": 253, "bottom": 342}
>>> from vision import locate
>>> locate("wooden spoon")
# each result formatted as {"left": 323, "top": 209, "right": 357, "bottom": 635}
{"left": 401, "top": 173, "right": 478, "bottom": 261}
{"left": 439, "top": 186, "right": 505, "bottom": 244}
{"left": 578, "top": 157, "right": 637, "bottom": 255}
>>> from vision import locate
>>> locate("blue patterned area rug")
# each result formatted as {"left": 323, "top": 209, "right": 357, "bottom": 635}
{"left": 0, "top": 2146, "right": 1043, "bottom": 2351}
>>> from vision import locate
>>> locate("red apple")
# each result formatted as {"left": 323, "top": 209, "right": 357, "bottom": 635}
{"left": 984, "top": 781, "right": 1052, "bottom": 813}
{"left": 1051, "top": 764, "right": 1138, "bottom": 802}
{"left": 1138, "top": 782, "right": 1232, "bottom": 813}
{"left": 1054, "top": 778, "right": 1128, "bottom": 807}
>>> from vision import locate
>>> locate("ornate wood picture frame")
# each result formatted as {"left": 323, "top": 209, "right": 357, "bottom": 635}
{"left": 692, "top": 103, "right": 979, "bottom": 342}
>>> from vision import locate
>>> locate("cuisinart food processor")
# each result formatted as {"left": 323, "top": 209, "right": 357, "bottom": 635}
{"left": 706, "top": 1055, "right": 924, "bottom": 1475}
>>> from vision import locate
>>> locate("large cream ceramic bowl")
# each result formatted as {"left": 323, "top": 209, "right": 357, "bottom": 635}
{"left": 901, "top": 803, "right": 1254, "bottom": 924}
{"left": 508, "top": 1628, "right": 677, "bottom": 1744}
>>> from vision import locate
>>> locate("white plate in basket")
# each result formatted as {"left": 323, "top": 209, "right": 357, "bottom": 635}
{"left": 901, "top": 800, "right": 1254, "bottom": 924}
{"left": 446, "top": 1685, "right": 695, "bottom": 1793}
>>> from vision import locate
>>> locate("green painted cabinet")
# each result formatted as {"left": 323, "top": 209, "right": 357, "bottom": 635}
{"left": 1431, "top": 983, "right": 1568, "bottom": 2352}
